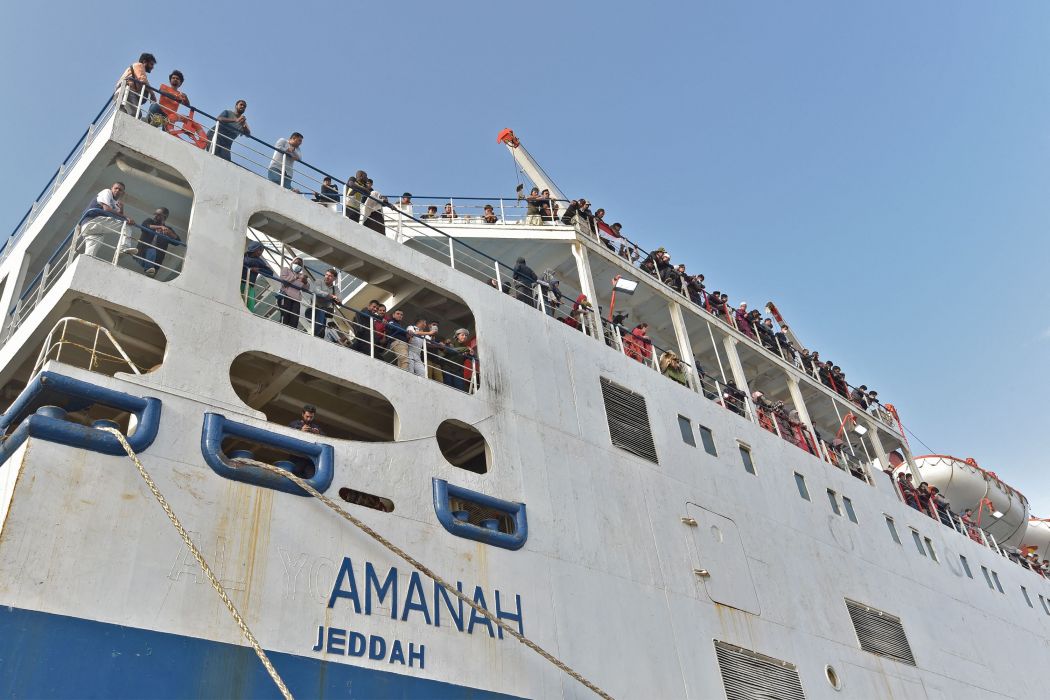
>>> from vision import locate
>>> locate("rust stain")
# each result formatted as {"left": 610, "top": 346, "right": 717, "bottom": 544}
{"left": 238, "top": 486, "right": 274, "bottom": 620}
{"left": 0, "top": 443, "right": 32, "bottom": 547}
{"left": 120, "top": 492, "right": 136, "bottom": 500}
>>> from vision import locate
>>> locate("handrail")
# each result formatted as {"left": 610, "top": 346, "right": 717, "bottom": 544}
{"left": 118, "top": 78, "right": 895, "bottom": 418}
{"left": 3, "top": 93, "right": 118, "bottom": 255}
{"left": 6, "top": 78, "right": 900, "bottom": 443}
{"left": 32, "top": 316, "right": 142, "bottom": 377}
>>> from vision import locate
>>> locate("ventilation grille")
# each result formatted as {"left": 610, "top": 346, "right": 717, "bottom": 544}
{"left": 714, "top": 641, "right": 805, "bottom": 700}
{"left": 845, "top": 599, "right": 916, "bottom": 666}
{"left": 599, "top": 377, "right": 658, "bottom": 463}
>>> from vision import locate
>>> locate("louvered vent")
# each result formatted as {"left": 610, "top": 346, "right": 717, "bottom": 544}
{"left": 599, "top": 377, "right": 658, "bottom": 463}
{"left": 845, "top": 599, "right": 916, "bottom": 666}
{"left": 714, "top": 641, "right": 805, "bottom": 700}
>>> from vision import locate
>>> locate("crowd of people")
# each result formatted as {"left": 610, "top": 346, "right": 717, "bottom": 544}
{"left": 241, "top": 245, "right": 478, "bottom": 393}
{"left": 506, "top": 181, "right": 896, "bottom": 425}
{"left": 117, "top": 53, "right": 888, "bottom": 439}
{"left": 890, "top": 466, "right": 1050, "bottom": 577}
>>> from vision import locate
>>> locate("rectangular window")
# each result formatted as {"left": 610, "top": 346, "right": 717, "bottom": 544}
{"left": 739, "top": 445, "right": 755, "bottom": 475}
{"left": 981, "top": 566, "right": 994, "bottom": 590}
{"left": 678, "top": 415, "right": 696, "bottom": 447}
{"left": 923, "top": 536, "right": 938, "bottom": 562}
{"left": 960, "top": 555, "right": 972, "bottom": 578}
{"left": 910, "top": 529, "right": 926, "bottom": 556}
{"left": 698, "top": 425, "right": 717, "bottom": 456}
{"left": 1040, "top": 595, "right": 1050, "bottom": 615}
{"left": 991, "top": 570, "right": 1004, "bottom": 594}
{"left": 885, "top": 516, "right": 901, "bottom": 545}
{"left": 794, "top": 472, "right": 810, "bottom": 501}
{"left": 842, "top": 496, "right": 858, "bottom": 523}
{"left": 1021, "top": 586, "right": 1033, "bottom": 608}
{"left": 827, "top": 489, "right": 842, "bottom": 516}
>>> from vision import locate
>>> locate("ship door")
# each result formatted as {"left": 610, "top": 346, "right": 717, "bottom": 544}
{"left": 685, "top": 504, "right": 760, "bottom": 615}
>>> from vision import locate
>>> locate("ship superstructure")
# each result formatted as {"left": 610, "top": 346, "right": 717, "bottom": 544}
{"left": 0, "top": 81, "right": 1047, "bottom": 699}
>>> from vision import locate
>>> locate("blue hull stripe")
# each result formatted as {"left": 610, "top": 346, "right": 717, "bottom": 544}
{"left": 0, "top": 606, "right": 524, "bottom": 699}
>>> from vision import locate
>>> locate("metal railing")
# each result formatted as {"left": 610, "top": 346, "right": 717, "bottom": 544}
{"left": 5, "top": 79, "right": 903, "bottom": 458}
{"left": 31, "top": 317, "right": 141, "bottom": 377}
{"left": 7, "top": 213, "right": 186, "bottom": 338}
{"left": 886, "top": 475, "right": 1049, "bottom": 574}
{"left": 578, "top": 220, "right": 902, "bottom": 432}
{"left": 240, "top": 256, "right": 478, "bottom": 395}
{"left": 374, "top": 196, "right": 576, "bottom": 227}
{"left": 108, "top": 79, "right": 901, "bottom": 430}
{"left": 2, "top": 94, "right": 120, "bottom": 264}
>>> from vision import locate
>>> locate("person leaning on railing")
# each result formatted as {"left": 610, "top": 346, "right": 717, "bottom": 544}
{"left": 512, "top": 257, "right": 538, "bottom": 304}
{"left": 207, "top": 100, "right": 251, "bottom": 161}
{"left": 344, "top": 170, "right": 369, "bottom": 222}
{"left": 241, "top": 241, "right": 274, "bottom": 312}
{"left": 131, "top": 207, "right": 181, "bottom": 277}
{"left": 659, "top": 351, "right": 689, "bottom": 387}
{"left": 277, "top": 257, "right": 310, "bottom": 328}
{"left": 722, "top": 380, "right": 747, "bottom": 417}
{"left": 311, "top": 268, "right": 339, "bottom": 338}
{"left": 78, "top": 182, "right": 134, "bottom": 260}
{"left": 312, "top": 176, "right": 340, "bottom": 205}
{"left": 406, "top": 318, "right": 438, "bottom": 377}
{"left": 116, "top": 53, "right": 157, "bottom": 116}
{"left": 268, "top": 132, "right": 303, "bottom": 190}
{"left": 384, "top": 309, "right": 411, "bottom": 371}
{"left": 525, "top": 187, "right": 543, "bottom": 225}
{"left": 452, "top": 328, "right": 478, "bottom": 390}
{"left": 352, "top": 300, "right": 381, "bottom": 355}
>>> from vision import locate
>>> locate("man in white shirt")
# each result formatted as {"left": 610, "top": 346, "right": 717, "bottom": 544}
{"left": 394, "top": 193, "right": 414, "bottom": 218}
{"left": 406, "top": 318, "right": 437, "bottom": 377}
{"left": 389, "top": 192, "right": 414, "bottom": 243}
{"left": 79, "top": 182, "right": 135, "bottom": 260}
{"left": 268, "top": 132, "right": 303, "bottom": 190}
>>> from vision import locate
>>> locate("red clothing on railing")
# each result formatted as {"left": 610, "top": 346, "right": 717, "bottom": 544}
{"left": 623, "top": 326, "right": 652, "bottom": 363}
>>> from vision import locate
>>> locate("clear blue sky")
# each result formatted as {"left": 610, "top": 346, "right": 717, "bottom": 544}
{"left": 3, "top": 2, "right": 1048, "bottom": 513}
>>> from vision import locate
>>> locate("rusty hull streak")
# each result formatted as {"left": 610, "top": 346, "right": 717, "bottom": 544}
{"left": 0, "top": 441, "right": 31, "bottom": 547}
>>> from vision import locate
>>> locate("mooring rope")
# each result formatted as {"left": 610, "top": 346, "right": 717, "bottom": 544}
{"left": 228, "top": 456, "right": 614, "bottom": 699}
{"left": 100, "top": 428, "right": 294, "bottom": 700}
{"left": 105, "top": 424, "right": 613, "bottom": 699}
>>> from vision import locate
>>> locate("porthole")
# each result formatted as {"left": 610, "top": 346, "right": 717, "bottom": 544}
{"left": 825, "top": 664, "right": 842, "bottom": 690}
{"left": 435, "top": 419, "right": 489, "bottom": 474}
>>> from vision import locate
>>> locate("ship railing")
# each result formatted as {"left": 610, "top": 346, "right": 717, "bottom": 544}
{"left": 2, "top": 94, "right": 120, "bottom": 266}
{"left": 376, "top": 196, "right": 577, "bottom": 227}
{"left": 240, "top": 271, "right": 478, "bottom": 395}
{"left": 891, "top": 482, "right": 1019, "bottom": 558}
{"left": 63, "top": 82, "right": 902, "bottom": 438}
{"left": 587, "top": 229, "right": 904, "bottom": 437}
{"left": 31, "top": 316, "right": 141, "bottom": 377}
{"left": 7, "top": 214, "right": 186, "bottom": 339}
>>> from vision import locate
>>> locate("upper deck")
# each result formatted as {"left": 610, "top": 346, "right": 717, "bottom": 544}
{"left": 0, "top": 83, "right": 914, "bottom": 490}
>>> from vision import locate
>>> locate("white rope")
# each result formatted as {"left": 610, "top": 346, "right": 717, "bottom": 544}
{"left": 100, "top": 428, "right": 294, "bottom": 700}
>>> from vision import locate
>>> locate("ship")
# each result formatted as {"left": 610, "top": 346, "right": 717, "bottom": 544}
{"left": 0, "top": 72, "right": 1048, "bottom": 700}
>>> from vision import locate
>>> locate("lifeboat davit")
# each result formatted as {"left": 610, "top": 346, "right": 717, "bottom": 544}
{"left": 907, "top": 455, "right": 1030, "bottom": 547}
{"left": 1020, "top": 518, "right": 1050, "bottom": 559}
